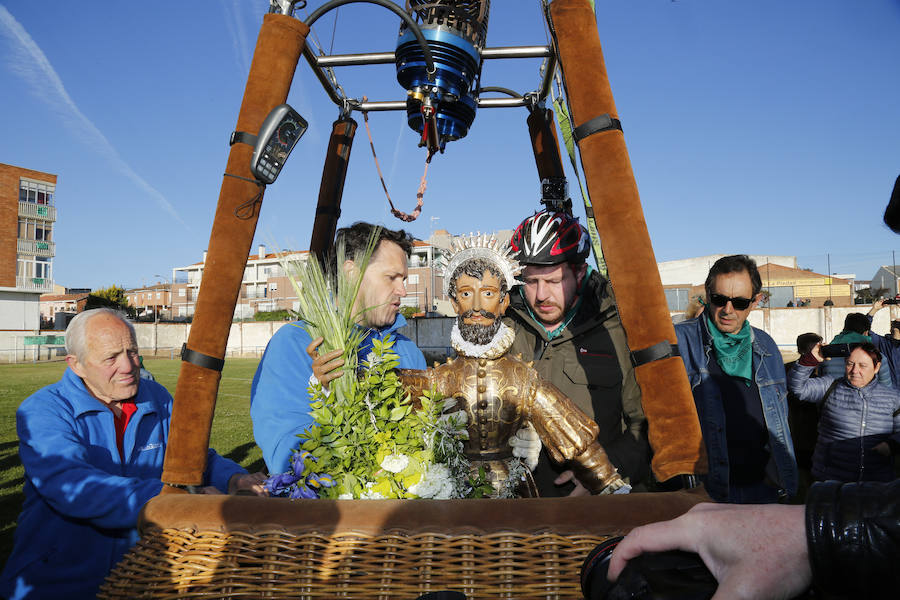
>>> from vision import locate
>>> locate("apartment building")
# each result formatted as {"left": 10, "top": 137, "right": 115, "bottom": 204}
{"left": 126, "top": 283, "right": 172, "bottom": 319}
{"left": 0, "top": 163, "right": 57, "bottom": 330}
{"left": 170, "top": 236, "right": 465, "bottom": 319}
{"left": 172, "top": 246, "right": 309, "bottom": 319}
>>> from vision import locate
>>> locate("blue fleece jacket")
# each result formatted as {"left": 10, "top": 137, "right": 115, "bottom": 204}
{"left": 0, "top": 369, "right": 246, "bottom": 600}
{"left": 250, "top": 315, "right": 426, "bottom": 474}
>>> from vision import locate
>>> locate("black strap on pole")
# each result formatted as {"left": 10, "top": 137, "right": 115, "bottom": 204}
{"left": 630, "top": 340, "right": 680, "bottom": 368}
{"left": 573, "top": 113, "right": 622, "bottom": 142}
{"left": 229, "top": 131, "right": 259, "bottom": 147}
{"left": 180, "top": 343, "right": 225, "bottom": 372}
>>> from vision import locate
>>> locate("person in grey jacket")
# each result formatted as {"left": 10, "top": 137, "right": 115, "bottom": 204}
{"left": 820, "top": 312, "right": 891, "bottom": 386}
{"left": 789, "top": 342, "right": 900, "bottom": 482}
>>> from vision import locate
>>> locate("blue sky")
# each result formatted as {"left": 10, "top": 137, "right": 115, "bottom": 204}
{"left": 2, "top": 1, "right": 900, "bottom": 291}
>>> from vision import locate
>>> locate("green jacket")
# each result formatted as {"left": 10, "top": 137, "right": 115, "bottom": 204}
{"left": 504, "top": 270, "right": 650, "bottom": 495}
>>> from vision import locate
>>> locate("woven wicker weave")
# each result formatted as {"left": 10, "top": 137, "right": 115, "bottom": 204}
{"left": 99, "top": 491, "right": 707, "bottom": 599}
{"left": 100, "top": 528, "right": 605, "bottom": 599}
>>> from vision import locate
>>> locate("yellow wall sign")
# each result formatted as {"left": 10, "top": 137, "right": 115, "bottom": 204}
{"left": 794, "top": 285, "right": 851, "bottom": 297}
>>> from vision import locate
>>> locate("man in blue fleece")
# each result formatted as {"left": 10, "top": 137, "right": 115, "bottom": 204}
{"left": 0, "top": 308, "right": 267, "bottom": 600}
{"left": 251, "top": 222, "right": 427, "bottom": 474}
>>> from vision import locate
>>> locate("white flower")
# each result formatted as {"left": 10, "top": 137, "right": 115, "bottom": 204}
{"left": 408, "top": 463, "right": 457, "bottom": 499}
{"left": 360, "top": 490, "right": 385, "bottom": 500}
{"left": 380, "top": 453, "right": 410, "bottom": 473}
{"left": 337, "top": 493, "right": 354, "bottom": 500}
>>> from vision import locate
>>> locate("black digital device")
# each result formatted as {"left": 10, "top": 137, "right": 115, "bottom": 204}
{"left": 249, "top": 103, "right": 308, "bottom": 184}
{"left": 581, "top": 537, "right": 717, "bottom": 600}
{"left": 821, "top": 343, "right": 853, "bottom": 358}
{"left": 540, "top": 177, "right": 573, "bottom": 213}
{"left": 883, "top": 298, "right": 899, "bottom": 305}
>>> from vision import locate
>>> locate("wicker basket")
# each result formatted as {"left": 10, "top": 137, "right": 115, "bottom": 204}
{"left": 99, "top": 490, "right": 706, "bottom": 599}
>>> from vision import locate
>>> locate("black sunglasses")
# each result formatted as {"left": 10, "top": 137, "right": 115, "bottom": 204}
{"left": 709, "top": 293, "right": 753, "bottom": 310}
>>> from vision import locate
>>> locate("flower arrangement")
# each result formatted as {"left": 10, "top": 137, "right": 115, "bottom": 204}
{"left": 268, "top": 337, "right": 474, "bottom": 499}
{"left": 264, "top": 229, "right": 481, "bottom": 499}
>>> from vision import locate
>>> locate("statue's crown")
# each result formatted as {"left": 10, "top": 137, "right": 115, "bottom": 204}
{"left": 436, "top": 233, "right": 523, "bottom": 298}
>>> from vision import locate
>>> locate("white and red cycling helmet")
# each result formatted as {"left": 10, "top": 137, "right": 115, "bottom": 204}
{"left": 510, "top": 210, "right": 590, "bottom": 265}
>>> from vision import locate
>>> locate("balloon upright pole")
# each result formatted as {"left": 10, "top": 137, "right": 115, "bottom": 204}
{"left": 161, "top": 14, "right": 310, "bottom": 489}
{"left": 548, "top": 0, "right": 706, "bottom": 482}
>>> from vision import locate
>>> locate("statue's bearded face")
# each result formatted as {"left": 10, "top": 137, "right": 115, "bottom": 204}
{"left": 451, "top": 271, "right": 510, "bottom": 345}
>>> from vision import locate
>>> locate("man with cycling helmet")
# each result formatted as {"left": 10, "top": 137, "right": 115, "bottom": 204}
{"left": 506, "top": 210, "right": 650, "bottom": 496}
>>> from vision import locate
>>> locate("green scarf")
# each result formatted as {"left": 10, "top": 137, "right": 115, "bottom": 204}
{"left": 707, "top": 314, "right": 753, "bottom": 385}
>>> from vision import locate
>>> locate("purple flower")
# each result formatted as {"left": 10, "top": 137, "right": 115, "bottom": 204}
{"left": 289, "top": 483, "right": 318, "bottom": 499}
{"left": 307, "top": 473, "right": 336, "bottom": 489}
{"left": 264, "top": 472, "right": 301, "bottom": 495}
{"left": 291, "top": 449, "right": 315, "bottom": 476}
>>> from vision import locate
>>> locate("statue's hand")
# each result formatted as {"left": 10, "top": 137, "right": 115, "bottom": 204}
{"left": 509, "top": 423, "right": 541, "bottom": 470}
{"left": 438, "top": 398, "right": 469, "bottom": 438}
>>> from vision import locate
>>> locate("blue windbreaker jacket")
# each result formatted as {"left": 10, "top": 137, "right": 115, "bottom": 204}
{"left": 251, "top": 315, "right": 426, "bottom": 474}
{"left": 0, "top": 369, "right": 246, "bottom": 600}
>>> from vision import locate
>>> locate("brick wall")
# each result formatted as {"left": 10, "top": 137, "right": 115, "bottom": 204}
{"left": 0, "top": 163, "right": 57, "bottom": 287}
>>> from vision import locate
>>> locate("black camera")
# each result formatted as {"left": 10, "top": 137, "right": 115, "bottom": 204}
{"left": 540, "top": 177, "right": 572, "bottom": 213}
{"left": 883, "top": 298, "right": 898, "bottom": 305}
{"left": 820, "top": 343, "right": 853, "bottom": 358}
{"left": 580, "top": 536, "right": 716, "bottom": 600}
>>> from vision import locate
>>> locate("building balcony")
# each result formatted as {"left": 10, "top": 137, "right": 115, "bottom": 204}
{"left": 16, "top": 276, "right": 53, "bottom": 292}
{"left": 18, "top": 201, "right": 56, "bottom": 221}
{"left": 17, "top": 238, "right": 55, "bottom": 257}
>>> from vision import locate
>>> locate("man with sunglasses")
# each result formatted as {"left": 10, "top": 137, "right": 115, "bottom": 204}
{"left": 674, "top": 254, "right": 798, "bottom": 503}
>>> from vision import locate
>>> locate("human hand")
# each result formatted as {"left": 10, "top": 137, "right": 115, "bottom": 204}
{"left": 509, "top": 424, "right": 541, "bottom": 470}
{"left": 607, "top": 502, "right": 810, "bottom": 600}
{"left": 870, "top": 298, "right": 885, "bottom": 315}
{"left": 307, "top": 337, "right": 345, "bottom": 388}
{"left": 228, "top": 471, "right": 270, "bottom": 496}
{"left": 810, "top": 341, "right": 824, "bottom": 363}
{"left": 554, "top": 469, "right": 590, "bottom": 497}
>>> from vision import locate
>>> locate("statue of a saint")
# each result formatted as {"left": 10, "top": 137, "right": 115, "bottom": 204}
{"left": 400, "top": 236, "right": 629, "bottom": 497}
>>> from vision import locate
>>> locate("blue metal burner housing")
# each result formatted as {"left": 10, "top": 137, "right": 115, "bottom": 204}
{"left": 395, "top": 1, "right": 490, "bottom": 151}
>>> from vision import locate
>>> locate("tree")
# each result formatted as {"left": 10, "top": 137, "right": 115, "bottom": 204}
{"left": 399, "top": 305, "right": 420, "bottom": 319}
{"left": 85, "top": 285, "right": 134, "bottom": 316}
{"left": 856, "top": 287, "right": 889, "bottom": 304}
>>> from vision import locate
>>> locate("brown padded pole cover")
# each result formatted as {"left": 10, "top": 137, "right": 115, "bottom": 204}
{"left": 141, "top": 488, "right": 708, "bottom": 537}
{"left": 549, "top": 0, "right": 705, "bottom": 481}
{"left": 161, "top": 14, "right": 310, "bottom": 487}
{"left": 309, "top": 117, "right": 358, "bottom": 255}
{"left": 527, "top": 107, "right": 566, "bottom": 181}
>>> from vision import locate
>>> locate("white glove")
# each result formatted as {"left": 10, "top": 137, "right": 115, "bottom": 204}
{"left": 437, "top": 398, "right": 469, "bottom": 437}
{"left": 509, "top": 423, "right": 541, "bottom": 470}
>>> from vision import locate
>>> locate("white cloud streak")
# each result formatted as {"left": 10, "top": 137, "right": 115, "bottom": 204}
{"left": 224, "top": 0, "right": 252, "bottom": 77}
{"left": 0, "top": 5, "right": 188, "bottom": 228}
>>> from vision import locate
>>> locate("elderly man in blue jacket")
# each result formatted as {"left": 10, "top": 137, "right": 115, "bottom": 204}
{"left": 674, "top": 255, "right": 798, "bottom": 503}
{"left": 251, "top": 222, "right": 427, "bottom": 474}
{"left": 0, "top": 308, "right": 267, "bottom": 600}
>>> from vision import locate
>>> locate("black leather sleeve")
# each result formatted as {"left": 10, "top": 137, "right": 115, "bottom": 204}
{"left": 806, "top": 479, "right": 900, "bottom": 597}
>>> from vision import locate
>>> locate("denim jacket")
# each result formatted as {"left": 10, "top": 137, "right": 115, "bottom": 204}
{"left": 675, "top": 315, "right": 798, "bottom": 502}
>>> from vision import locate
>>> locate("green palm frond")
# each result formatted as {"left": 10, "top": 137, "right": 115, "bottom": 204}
{"left": 279, "top": 229, "right": 381, "bottom": 402}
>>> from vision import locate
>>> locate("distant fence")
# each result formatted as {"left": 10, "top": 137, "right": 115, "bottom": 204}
{"left": 0, "top": 318, "right": 456, "bottom": 365}
{"left": 3, "top": 308, "right": 893, "bottom": 364}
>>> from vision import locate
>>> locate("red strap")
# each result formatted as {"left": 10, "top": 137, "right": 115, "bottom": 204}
{"left": 361, "top": 98, "right": 428, "bottom": 222}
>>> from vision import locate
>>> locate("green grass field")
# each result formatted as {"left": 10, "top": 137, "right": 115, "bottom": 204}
{"left": 0, "top": 357, "right": 263, "bottom": 566}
